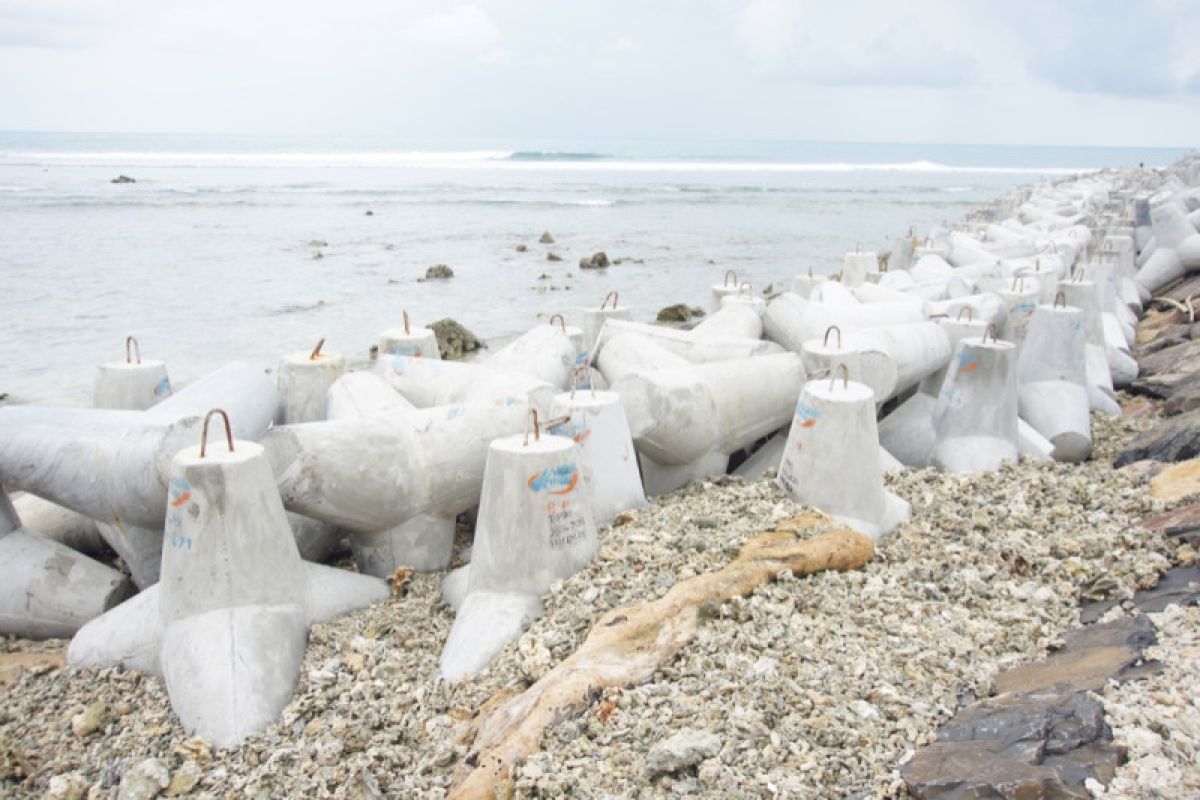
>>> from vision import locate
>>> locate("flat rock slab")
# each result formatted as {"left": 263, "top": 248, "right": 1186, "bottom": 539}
{"left": 903, "top": 616, "right": 1164, "bottom": 799}
{"left": 993, "top": 616, "right": 1159, "bottom": 695}
{"left": 902, "top": 691, "right": 1124, "bottom": 799}
{"left": 1150, "top": 458, "right": 1200, "bottom": 501}
{"left": 1114, "top": 407, "right": 1200, "bottom": 466}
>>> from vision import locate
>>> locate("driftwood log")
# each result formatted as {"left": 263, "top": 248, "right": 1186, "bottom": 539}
{"left": 449, "top": 511, "right": 876, "bottom": 799}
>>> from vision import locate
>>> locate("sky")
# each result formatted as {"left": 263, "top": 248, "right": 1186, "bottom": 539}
{"left": 1, "top": 0, "right": 1198, "bottom": 147}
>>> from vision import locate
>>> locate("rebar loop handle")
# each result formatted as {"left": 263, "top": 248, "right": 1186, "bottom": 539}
{"left": 523, "top": 409, "right": 540, "bottom": 446}
{"left": 200, "top": 409, "right": 235, "bottom": 458}
{"left": 125, "top": 336, "right": 141, "bottom": 365}
{"left": 829, "top": 363, "right": 850, "bottom": 390}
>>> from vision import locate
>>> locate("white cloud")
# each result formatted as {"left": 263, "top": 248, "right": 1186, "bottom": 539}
{"left": 399, "top": 5, "right": 509, "bottom": 64}
{"left": 736, "top": 0, "right": 976, "bottom": 88}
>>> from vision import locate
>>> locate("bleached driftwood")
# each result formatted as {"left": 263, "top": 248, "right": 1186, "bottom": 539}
{"left": 449, "top": 511, "right": 875, "bottom": 799}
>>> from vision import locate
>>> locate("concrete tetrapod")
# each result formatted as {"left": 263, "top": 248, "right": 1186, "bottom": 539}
{"left": 263, "top": 391, "right": 529, "bottom": 535}
{"left": 996, "top": 276, "right": 1040, "bottom": 354}
{"left": 94, "top": 336, "right": 172, "bottom": 411}
{"left": 11, "top": 492, "right": 107, "bottom": 556}
{"left": 439, "top": 416, "right": 597, "bottom": 680}
{"left": 379, "top": 311, "right": 440, "bottom": 359}
{"left": 1016, "top": 302, "right": 1092, "bottom": 463}
{"left": 1135, "top": 202, "right": 1200, "bottom": 294}
{"left": 776, "top": 371, "right": 910, "bottom": 540}
{"left": 1059, "top": 274, "right": 1137, "bottom": 388}
{"left": 931, "top": 334, "right": 1020, "bottom": 473}
{"left": 68, "top": 412, "right": 388, "bottom": 748}
{"left": 276, "top": 338, "right": 346, "bottom": 424}
{"left": 840, "top": 248, "right": 878, "bottom": 287}
{"left": 548, "top": 387, "right": 648, "bottom": 527}
{"left": 0, "top": 362, "right": 279, "bottom": 588}
{"left": 720, "top": 283, "right": 767, "bottom": 316}
{"left": 790, "top": 271, "right": 827, "bottom": 299}
{"left": 377, "top": 353, "right": 555, "bottom": 414}
{"left": 592, "top": 315, "right": 779, "bottom": 365}
{"left": 612, "top": 353, "right": 805, "bottom": 467}
{"left": 486, "top": 324, "right": 577, "bottom": 390}
{"left": 582, "top": 292, "right": 631, "bottom": 354}
{"left": 325, "top": 371, "right": 456, "bottom": 574}
{"left": 0, "top": 487, "right": 135, "bottom": 639}
{"left": 710, "top": 270, "right": 743, "bottom": 312}
{"left": 763, "top": 292, "right": 925, "bottom": 355}
{"left": 1056, "top": 280, "right": 1121, "bottom": 416}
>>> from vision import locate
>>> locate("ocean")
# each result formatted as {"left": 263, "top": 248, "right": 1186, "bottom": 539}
{"left": 0, "top": 133, "right": 1188, "bottom": 405}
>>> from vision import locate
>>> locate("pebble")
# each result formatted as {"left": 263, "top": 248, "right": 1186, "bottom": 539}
{"left": 70, "top": 702, "right": 105, "bottom": 738}
{"left": 644, "top": 729, "right": 722, "bottom": 779}
{"left": 117, "top": 758, "right": 169, "bottom": 800}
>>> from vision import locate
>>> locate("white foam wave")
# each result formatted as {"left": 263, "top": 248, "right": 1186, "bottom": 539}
{"left": 0, "top": 150, "right": 1097, "bottom": 176}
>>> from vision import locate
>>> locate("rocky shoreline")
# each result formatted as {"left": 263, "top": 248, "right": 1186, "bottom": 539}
{"left": 0, "top": 402, "right": 1190, "bottom": 799}
{"left": 6, "top": 158, "right": 1200, "bottom": 799}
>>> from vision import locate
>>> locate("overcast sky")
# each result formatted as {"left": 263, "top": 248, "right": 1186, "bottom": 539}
{"left": 1, "top": 0, "right": 1198, "bottom": 146}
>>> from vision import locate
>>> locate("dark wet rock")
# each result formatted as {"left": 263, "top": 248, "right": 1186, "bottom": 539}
{"left": 1080, "top": 566, "right": 1200, "bottom": 624}
{"left": 110, "top": 175, "right": 136, "bottom": 184}
{"left": 1114, "top": 407, "right": 1200, "bottom": 466}
{"left": 579, "top": 251, "right": 609, "bottom": 270}
{"left": 429, "top": 318, "right": 484, "bottom": 361}
{"left": 547, "top": 252, "right": 563, "bottom": 262}
{"left": 1129, "top": 339, "right": 1200, "bottom": 401}
{"left": 423, "top": 264, "right": 454, "bottom": 281}
{"left": 365, "top": 210, "right": 374, "bottom": 216}
{"left": 537, "top": 273, "right": 551, "bottom": 281}
{"left": 992, "top": 616, "right": 1159, "bottom": 694}
{"left": 539, "top": 231, "right": 555, "bottom": 244}
{"left": 515, "top": 244, "right": 528, "bottom": 252}
{"left": 656, "top": 304, "right": 705, "bottom": 324}
{"left": 902, "top": 690, "right": 1126, "bottom": 799}
{"left": 903, "top": 608, "right": 1169, "bottom": 798}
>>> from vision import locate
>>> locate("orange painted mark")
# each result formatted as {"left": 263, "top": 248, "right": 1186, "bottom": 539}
{"left": 170, "top": 491, "right": 192, "bottom": 507}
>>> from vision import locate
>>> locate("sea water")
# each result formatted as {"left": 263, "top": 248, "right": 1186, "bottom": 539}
{"left": 0, "top": 133, "right": 1188, "bottom": 404}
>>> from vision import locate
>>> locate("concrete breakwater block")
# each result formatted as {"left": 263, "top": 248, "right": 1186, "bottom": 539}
{"left": 549, "top": 389, "right": 647, "bottom": 527}
{"left": 94, "top": 336, "right": 172, "bottom": 411}
{"left": 932, "top": 335, "right": 1020, "bottom": 473}
{"left": 1017, "top": 304, "right": 1092, "bottom": 463}
{"left": 0, "top": 490, "right": 134, "bottom": 640}
{"left": 0, "top": 362, "right": 280, "bottom": 588}
{"left": 69, "top": 416, "right": 387, "bottom": 747}
{"left": 777, "top": 372, "right": 909, "bottom": 540}
{"left": 276, "top": 339, "right": 346, "bottom": 424}
{"left": 440, "top": 422, "right": 597, "bottom": 680}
